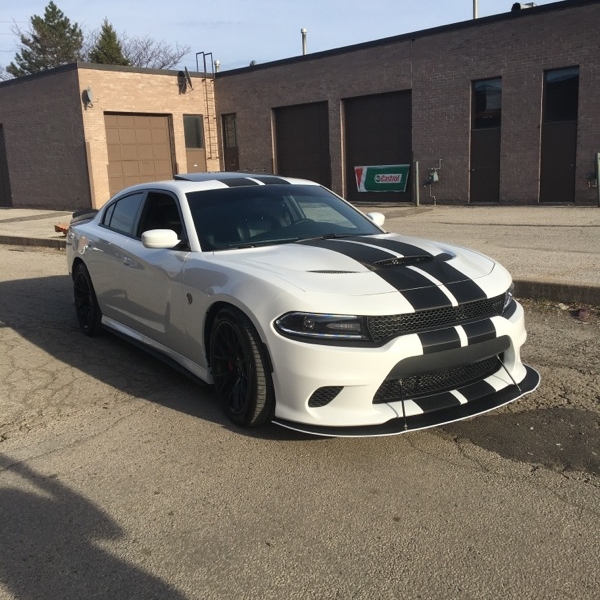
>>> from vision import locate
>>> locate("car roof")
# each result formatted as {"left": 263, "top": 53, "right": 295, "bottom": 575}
{"left": 103, "top": 173, "right": 322, "bottom": 204}
{"left": 174, "top": 172, "right": 316, "bottom": 187}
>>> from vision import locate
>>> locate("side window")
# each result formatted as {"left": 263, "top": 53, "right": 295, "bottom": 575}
{"left": 137, "top": 192, "right": 184, "bottom": 238}
{"left": 102, "top": 192, "right": 144, "bottom": 236}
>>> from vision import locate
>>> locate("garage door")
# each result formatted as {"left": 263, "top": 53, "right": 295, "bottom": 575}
{"left": 344, "top": 91, "right": 412, "bottom": 203}
{"left": 274, "top": 102, "right": 331, "bottom": 187}
{"left": 105, "top": 113, "right": 175, "bottom": 196}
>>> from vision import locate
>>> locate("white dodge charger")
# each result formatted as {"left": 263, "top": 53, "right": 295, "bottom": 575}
{"left": 66, "top": 173, "right": 540, "bottom": 436}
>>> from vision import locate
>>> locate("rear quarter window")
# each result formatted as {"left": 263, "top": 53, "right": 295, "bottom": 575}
{"left": 102, "top": 192, "right": 145, "bottom": 236}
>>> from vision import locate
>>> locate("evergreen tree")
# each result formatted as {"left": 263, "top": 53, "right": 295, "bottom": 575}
{"left": 7, "top": 2, "right": 83, "bottom": 77}
{"left": 88, "top": 19, "right": 129, "bottom": 66}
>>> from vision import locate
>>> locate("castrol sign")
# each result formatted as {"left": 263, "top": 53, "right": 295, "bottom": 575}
{"left": 355, "top": 165, "right": 410, "bottom": 192}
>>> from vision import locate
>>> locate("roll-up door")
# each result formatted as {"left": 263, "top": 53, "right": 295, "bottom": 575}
{"left": 344, "top": 91, "right": 412, "bottom": 203}
{"left": 275, "top": 102, "right": 330, "bottom": 187}
{"left": 105, "top": 113, "right": 175, "bottom": 196}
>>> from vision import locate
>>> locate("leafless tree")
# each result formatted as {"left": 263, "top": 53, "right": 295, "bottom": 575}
{"left": 120, "top": 34, "right": 190, "bottom": 69}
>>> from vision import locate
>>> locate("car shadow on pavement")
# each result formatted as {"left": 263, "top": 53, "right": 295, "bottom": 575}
{"left": 0, "top": 274, "right": 316, "bottom": 442}
{"left": 0, "top": 454, "right": 189, "bottom": 599}
{"left": 441, "top": 406, "right": 600, "bottom": 476}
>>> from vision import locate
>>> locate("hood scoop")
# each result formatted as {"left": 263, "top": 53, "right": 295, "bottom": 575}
{"left": 372, "top": 253, "right": 452, "bottom": 268}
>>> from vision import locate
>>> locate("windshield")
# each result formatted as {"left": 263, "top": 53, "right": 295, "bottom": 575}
{"left": 186, "top": 184, "right": 382, "bottom": 251}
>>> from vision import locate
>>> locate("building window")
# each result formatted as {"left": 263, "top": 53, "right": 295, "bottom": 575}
{"left": 544, "top": 67, "right": 579, "bottom": 123}
{"left": 183, "top": 115, "right": 204, "bottom": 149}
{"left": 472, "top": 78, "right": 502, "bottom": 129}
{"left": 222, "top": 113, "right": 237, "bottom": 148}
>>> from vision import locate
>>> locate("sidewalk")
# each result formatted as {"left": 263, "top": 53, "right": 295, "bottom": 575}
{"left": 1, "top": 204, "right": 599, "bottom": 305}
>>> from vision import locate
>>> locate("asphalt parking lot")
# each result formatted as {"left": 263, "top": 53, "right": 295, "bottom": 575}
{"left": 0, "top": 244, "right": 598, "bottom": 599}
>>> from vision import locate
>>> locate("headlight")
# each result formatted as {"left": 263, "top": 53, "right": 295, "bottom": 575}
{"left": 503, "top": 283, "right": 515, "bottom": 312}
{"left": 275, "top": 312, "right": 370, "bottom": 341}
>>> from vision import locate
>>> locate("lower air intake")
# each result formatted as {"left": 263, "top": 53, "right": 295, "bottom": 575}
{"left": 308, "top": 386, "right": 343, "bottom": 408}
{"left": 373, "top": 356, "right": 501, "bottom": 404}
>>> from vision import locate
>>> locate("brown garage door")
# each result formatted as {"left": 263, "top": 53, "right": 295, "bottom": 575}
{"left": 105, "top": 113, "right": 175, "bottom": 196}
{"left": 345, "top": 91, "right": 412, "bottom": 203}
{"left": 275, "top": 102, "right": 331, "bottom": 187}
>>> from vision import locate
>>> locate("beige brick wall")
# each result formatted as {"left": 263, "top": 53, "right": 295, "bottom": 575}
{"left": 0, "top": 64, "right": 219, "bottom": 209}
{"left": 216, "top": 1, "right": 600, "bottom": 205}
{"left": 78, "top": 64, "right": 219, "bottom": 208}
{"left": 0, "top": 66, "right": 89, "bottom": 209}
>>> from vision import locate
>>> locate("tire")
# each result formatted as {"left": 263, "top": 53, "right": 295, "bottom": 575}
{"left": 210, "top": 307, "right": 274, "bottom": 427}
{"left": 73, "top": 263, "right": 103, "bottom": 336}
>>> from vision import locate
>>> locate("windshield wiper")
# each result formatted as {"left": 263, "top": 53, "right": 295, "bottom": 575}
{"left": 295, "top": 233, "right": 358, "bottom": 243}
{"left": 223, "top": 237, "right": 299, "bottom": 250}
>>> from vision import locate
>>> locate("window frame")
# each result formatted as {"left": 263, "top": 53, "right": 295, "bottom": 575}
{"left": 222, "top": 113, "right": 238, "bottom": 149}
{"left": 472, "top": 77, "right": 502, "bottom": 130}
{"left": 183, "top": 114, "right": 205, "bottom": 149}
{"left": 100, "top": 191, "right": 146, "bottom": 237}
{"left": 543, "top": 66, "right": 579, "bottom": 124}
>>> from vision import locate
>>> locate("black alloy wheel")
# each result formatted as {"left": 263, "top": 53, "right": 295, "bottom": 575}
{"left": 73, "top": 263, "right": 102, "bottom": 336}
{"left": 210, "top": 307, "right": 274, "bottom": 427}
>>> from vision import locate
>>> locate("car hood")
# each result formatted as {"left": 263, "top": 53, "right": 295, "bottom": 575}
{"left": 214, "top": 234, "right": 498, "bottom": 297}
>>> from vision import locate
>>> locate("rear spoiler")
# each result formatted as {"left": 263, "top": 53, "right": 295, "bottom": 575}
{"left": 70, "top": 209, "right": 98, "bottom": 225}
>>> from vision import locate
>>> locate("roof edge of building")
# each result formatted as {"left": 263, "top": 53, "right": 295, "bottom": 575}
{"left": 217, "top": 0, "right": 596, "bottom": 77}
{"left": 0, "top": 62, "right": 213, "bottom": 89}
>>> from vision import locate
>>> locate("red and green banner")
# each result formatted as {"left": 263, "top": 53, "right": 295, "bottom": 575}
{"left": 354, "top": 164, "right": 410, "bottom": 192}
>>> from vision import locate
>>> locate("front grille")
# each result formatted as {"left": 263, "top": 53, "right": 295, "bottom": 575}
{"left": 308, "top": 386, "right": 343, "bottom": 408}
{"left": 367, "top": 294, "right": 505, "bottom": 342}
{"left": 373, "top": 355, "right": 501, "bottom": 404}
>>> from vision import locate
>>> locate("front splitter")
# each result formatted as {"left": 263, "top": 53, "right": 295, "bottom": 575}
{"left": 272, "top": 366, "right": 541, "bottom": 438}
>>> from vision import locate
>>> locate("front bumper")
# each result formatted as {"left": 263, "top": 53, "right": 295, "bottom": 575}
{"left": 267, "top": 300, "right": 539, "bottom": 436}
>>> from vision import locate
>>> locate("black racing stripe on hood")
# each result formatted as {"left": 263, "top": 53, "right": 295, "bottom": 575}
{"left": 353, "top": 236, "right": 434, "bottom": 257}
{"left": 411, "top": 261, "right": 488, "bottom": 303}
{"left": 368, "top": 267, "right": 456, "bottom": 309}
{"left": 393, "top": 284, "right": 453, "bottom": 310}
{"left": 354, "top": 237, "right": 489, "bottom": 302}
{"left": 300, "top": 238, "right": 454, "bottom": 308}
{"left": 299, "top": 238, "right": 397, "bottom": 263}
{"left": 445, "top": 280, "right": 488, "bottom": 303}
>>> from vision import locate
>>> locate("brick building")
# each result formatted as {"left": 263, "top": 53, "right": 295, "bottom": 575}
{"left": 0, "top": 0, "right": 598, "bottom": 209}
{"left": 215, "top": 0, "right": 600, "bottom": 205}
{"left": 0, "top": 63, "right": 218, "bottom": 209}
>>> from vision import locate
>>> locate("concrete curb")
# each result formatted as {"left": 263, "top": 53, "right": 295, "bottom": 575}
{"left": 0, "top": 235, "right": 66, "bottom": 250}
{"left": 514, "top": 280, "right": 600, "bottom": 307}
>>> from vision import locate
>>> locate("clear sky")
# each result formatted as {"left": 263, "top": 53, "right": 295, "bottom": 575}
{"left": 1, "top": 0, "right": 555, "bottom": 72}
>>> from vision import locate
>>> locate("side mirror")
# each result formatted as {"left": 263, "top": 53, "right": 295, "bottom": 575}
{"left": 141, "top": 229, "right": 181, "bottom": 249}
{"left": 366, "top": 212, "right": 385, "bottom": 227}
